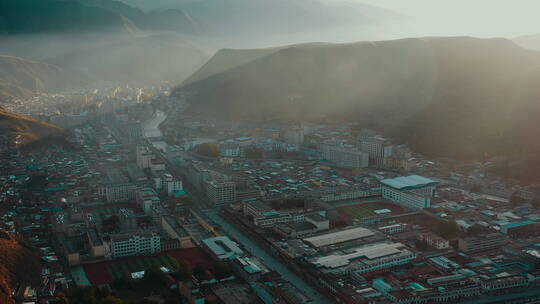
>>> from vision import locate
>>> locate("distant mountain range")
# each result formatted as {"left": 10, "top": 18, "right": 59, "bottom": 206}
{"left": 513, "top": 33, "right": 540, "bottom": 51}
{"left": 173, "top": 37, "right": 540, "bottom": 159}
{"left": 0, "top": 0, "right": 197, "bottom": 35}
{"left": 119, "top": 0, "right": 398, "bottom": 46}
{"left": 0, "top": 0, "right": 212, "bottom": 98}
{"left": 47, "top": 33, "right": 210, "bottom": 85}
{"left": 0, "top": 55, "right": 78, "bottom": 102}
{"left": 0, "top": 108, "right": 65, "bottom": 147}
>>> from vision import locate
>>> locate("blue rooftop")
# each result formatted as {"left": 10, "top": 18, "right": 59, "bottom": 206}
{"left": 381, "top": 175, "right": 439, "bottom": 190}
{"left": 202, "top": 236, "right": 244, "bottom": 260}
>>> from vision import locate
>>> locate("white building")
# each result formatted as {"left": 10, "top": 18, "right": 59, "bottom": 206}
{"left": 359, "top": 136, "right": 386, "bottom": 167}
{"left": 136, "top": 146, "right": 152, "bottom": 169}
{"left": 206, "top": 179, "right": 236, "bottom": 206}
{"left": 380, "top": 175, "right": 438, "bottom": 209}
{"left": 311, "top": 242, "right": 415, "bottom": 275}
{"left": 284, "top": 128, "right": 304, "bottom": 147}
{"left": 220, "top": 143, "right": 241, "bottom": 157}
{"left": 163, "top": 173, "right": 183, "bottom": 197}
{"left": 321, "top": 143, "right": 369, "bottom": 168}
{"left": 419, "top": 232, "right": 450, "bottom": 249}
{"left": 137, "top": 188, "right": 160, "bottom": 215}
{"left": 110, "top": 232, "right": 161, "bottom": 259}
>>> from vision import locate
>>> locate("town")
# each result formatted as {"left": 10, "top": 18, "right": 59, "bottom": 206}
{"left": 2, "top": 85, "right": 540, "bottom": 304}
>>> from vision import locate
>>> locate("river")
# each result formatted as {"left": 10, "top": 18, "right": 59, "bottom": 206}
{"left": 205, "top": 209, "right": 330, "bottom": 304}
{"left": 141, "top": 109, "right": 168, "bottom": 151}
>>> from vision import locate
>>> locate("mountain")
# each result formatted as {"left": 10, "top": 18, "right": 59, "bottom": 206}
{"left": 182, "top": 46, "right": 289, "bottom": 85}
{"left": 48, "top": 33, "right": 210, "bottom": 85}
{"left": 0, "top": 55, "right": 78, "bottom": 102}
{"left": 173, "top": 37, "right": 540, "bottom": 159}
{"left": 0, "top": 108, "right": 65, "bottom": 147}
{"left": 0, "top": 0, "right": 197, "bottom": 35}
{"left": 513, "top": 33, "right": 540, "bottom": 51}
{"left": 121, "top": 0, "right": 399, "bottom": 46}
{"left": 0, "top": 233, "right": 41, "bottom": 304}
{"left": 0, "top": 0, "right": 136, "bottom": 35}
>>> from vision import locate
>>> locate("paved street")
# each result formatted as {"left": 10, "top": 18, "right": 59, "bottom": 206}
{"left": 205, "top": 209, "right": 330, "bottom": 304}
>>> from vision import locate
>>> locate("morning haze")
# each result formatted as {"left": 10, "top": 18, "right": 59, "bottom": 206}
{"left": 1, "top": 1, "right": 540, "bottom": 304}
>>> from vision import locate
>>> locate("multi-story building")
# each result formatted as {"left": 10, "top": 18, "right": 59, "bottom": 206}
{"left": 310, "top": 184, "right": 380, "bottom": 203}
{"left": 110, "top": 231, "right": 161, "bottom": 258}
{"left": 136, "top": 146, "right": 152, "bottom": 169}
{"left": 99, "top": 168, "right": 137, "bottom": 202}
{"left": 418, "top": 232, "right": 449, "bottom": 250}
{"left": 163, "top": 173, "right": 183, "bottom": 197}
{"left": 206, "top": 179, "right": 236, "bottom": 206}
{"left": 458, "top": 233, "right": 507, "bottom": 253}
{"left": 311, "top": 242, "right": 416, "bottom": 275}
{"left": 383, "top": 145, "right": 412, "bottom": 171}
{"left": 284, "top": 128, "right": 304, "bottom": 147}
{"left": 137, "top": 187, "right": 160, "bottom": 214}
{"left": 359, "top": 136, "right": 386, "bottom": 167}
{"left": 321, "top": 143, "right": 369, "bottom": 168}
{"left": 220, "top": 143, "right": 241, "bottom": 157}
{"left": 380, "top": 175, "right": 438, "bottom": 209}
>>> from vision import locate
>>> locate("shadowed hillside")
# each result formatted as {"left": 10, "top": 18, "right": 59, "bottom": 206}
{"left": 0, "top": 55, "right": 78, "bottom": 102}
{"left": 173, "top": 37, "right": 540, "bottom": 159}
{"left": 0, "top": 108, "right": 65, "bottom": 147}
{"left": 0, "top": 232, "right": 41, "bottom": 304}
{"left": 49, "top": 33, "right": 210, "bottom": 85}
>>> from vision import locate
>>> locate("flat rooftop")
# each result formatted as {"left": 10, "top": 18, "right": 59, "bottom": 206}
{"left": 303, "top": 226, "right": 375, "bottom": 248}
{"left": 202, "top": 236, "right": 243, "bottom": 259}
{"left": 381, "top": 175, "right": 438, "bottom": 190}
{"left": 313, "top": 242, "right": 408, "bottom": 269}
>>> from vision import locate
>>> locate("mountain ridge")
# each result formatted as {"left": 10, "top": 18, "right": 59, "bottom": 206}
{"left": 173, "top": 36, "right": 540, "bottom": 159}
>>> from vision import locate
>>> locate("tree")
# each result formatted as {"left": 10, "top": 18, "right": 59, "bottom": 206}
{"left": 245, "top": 147, "right": 264, "bottom": 159}
{"left": 102, "top": 215, "right": 120, "bottom": 233}
{"left": 212, "top": 261, "right": 231, "bottom": 279}
{"left": 130, "top": 300, "right": 157, "bottom": 304}
{"left": 193, "top": 143, "right": 219, "bottom": 157}
{"left": 510, "top": 193, "right": 526, "bottom": 205}
{"left": 193, "top": 264, "right": 206, "bottom": 279}
{"left": 171, "top": 260, "right": 192, "bottom": 281}
{"left": 433, "top": 220, "right": 459, "bottom": 239}
{"left": 113, "top": 275, "right": 132, "bottom": 290}
{"left": 72, "top": 286, "right": 97, "bottom": 304}
{"left": 142, "top": 265, "right": 167, "bottom": 288}
{"left": 100, "top": 297, "right": 125, "bottom": 304}
{"left": 414, "top": 239, "right": 429, "bottom": 251}
{"left": 470, "top": 185, "right": 482, "bottom": 193}
{"left": 53, "top": 293, "right": 70, "bottom": 304}
{"left": 466, "top": 224, "right": 483, "bottom": 236}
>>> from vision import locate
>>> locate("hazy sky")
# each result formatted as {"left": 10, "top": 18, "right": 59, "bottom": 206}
{"left": 352, "top": 0, "right": 540, "bottom": 38}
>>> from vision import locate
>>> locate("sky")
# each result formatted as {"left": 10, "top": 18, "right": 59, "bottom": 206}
{"left": 349, "top": 0, "right": 540, "bottom": 38}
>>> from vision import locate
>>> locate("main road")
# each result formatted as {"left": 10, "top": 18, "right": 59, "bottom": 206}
{"left": 204, "top": 209, "right": 331, "bottom": 304}
{"left": 142, "top": 105, "right": 330, "bottom": 303}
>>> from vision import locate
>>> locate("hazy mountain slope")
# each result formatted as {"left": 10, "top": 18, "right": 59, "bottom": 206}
{"left": 177, "top": 38, "right": 438, "bottom": 121}
{"left": 0, "top": 109, "right": 65, "bottom": 147}
{"left": 0, "top": 0, "right": 197, "bottom": 35}
{"left": 0, "top": 0, "right": 133, "bottom": 35}
{"left": 174, "top": 37, "right": 540, "bottom": 159}
{"left": 0, "top": 233, "right": 41, "bottom": 304}
{"left": 121, "top": 0, "right": 398, "bottom": 45}
{"left": 0, "top": 55, "right": 76, "bottom": 101}
{"left": 49, "top": 33, "right": 209, "bottom": 85}
{"left": 182, "top": 46, "right": 289, "bottom": 85}
{"left": 513, "top": 33, "right": 540, "bottom": 51}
